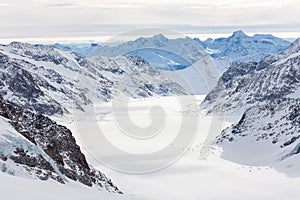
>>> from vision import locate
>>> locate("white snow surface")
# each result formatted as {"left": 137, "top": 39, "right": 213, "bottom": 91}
{"left": 57, "top": 95, "right": 300, "bottom": 200}
{"left": 0, "top": 172, "right": 134, "bottom": 200}
{"left": 1, "top": 95, "right": 300, "bottom": 199}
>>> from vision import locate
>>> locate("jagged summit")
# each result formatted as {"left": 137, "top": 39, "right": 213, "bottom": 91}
{"left": 289, "top": 38, "right": 300, "bottom": 50}
{"left": 204, "top": 30, "right": 290, "bottom": 63}
{"left": 231, "top": 30, "right": 248, "bottom": 38}
{"left": 152, "top": 33, "right": 168, "bottom": 40}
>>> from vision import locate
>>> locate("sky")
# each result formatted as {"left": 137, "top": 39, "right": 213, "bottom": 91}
{"left": 0, "top": 0, "right": 299, "bottom": 43}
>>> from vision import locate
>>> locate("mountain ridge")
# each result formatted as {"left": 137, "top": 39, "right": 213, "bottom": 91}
{"left": 202, "top": 38, "right": 300, "bottom": 176}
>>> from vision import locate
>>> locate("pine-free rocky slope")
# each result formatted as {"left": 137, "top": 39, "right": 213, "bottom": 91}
{"left": 0, "top": 42, "right": 187, "bottom": 117}
{"left": 0, "top": 96, "right": 121, "bottom": 192}
{"left": 202, "top": 39, "right": 300, "bottom": 176}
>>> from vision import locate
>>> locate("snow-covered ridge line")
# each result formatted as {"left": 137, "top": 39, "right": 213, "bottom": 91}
{"left": 202, "top": 38, "right": 300, "bottom": 176}
{"left": 202, "top": 38, "right": 300, "bottom": 114}
{"left": 0, "top": 41, "right": 187, "bottom": 117}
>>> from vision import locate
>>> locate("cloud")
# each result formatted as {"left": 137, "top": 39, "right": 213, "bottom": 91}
{"left": 80, "top": 3, "right": 144, "bottom": 8}
{"left": 0, "top": 3, "right": 12, "bottom": 7}
{"left": 46, "top": 2, "right": 80, "bottom": 7}
{"left": 41, "top": 0, "right": 144, "bottom": 9}
{"left": 0, "top": 0, "right": 299, "bottom": 39}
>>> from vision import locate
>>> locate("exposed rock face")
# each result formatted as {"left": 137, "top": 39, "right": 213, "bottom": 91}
{"left": 9, "top": 147, "right": 64, "bottom": 183}
{"left": 0, "top": 41, "right": 188, "bottom": 194}
{"left": 218, "top": 98, "right": 300, "bottom": 148}
{"left": 216, "top": 98, "right": 300, "bottom": 176}
{"left": 0, "top": 97, "right": 121, "bottom": 193}
{"left": 201, "top": 39, "right": 300, "bottom": 114}
{"left": 0, "top": 49, "right": 79, "bottom": 116}
{"left": 201, "top": 39, "right": 300, "bottom": 176}
{"left": 0, "top": 42, "right": 187, "bottom": 116}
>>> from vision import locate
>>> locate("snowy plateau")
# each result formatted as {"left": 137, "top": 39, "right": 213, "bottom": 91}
{"left": 0, "top": 32, "right": 299, "bottom": 200}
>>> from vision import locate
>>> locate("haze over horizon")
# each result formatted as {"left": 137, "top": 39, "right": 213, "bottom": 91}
{"left": 0, "top": 0, "right": 299, "bottom": 43}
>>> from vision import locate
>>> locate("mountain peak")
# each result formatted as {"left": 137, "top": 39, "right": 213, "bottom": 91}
{"left": 8, "top": 41, "right": 30, "bottom": 48}
{"left": 152, "top": 34, "right": 168, "bottom": 40}
{"left": 232, "top": 30, "right": 248, "bottom": 38}
{"left": 291, "top": 38, "right": 300, "bottom": 47}
{"left": 283, "top": 38, "right": 300, "bottom": 54}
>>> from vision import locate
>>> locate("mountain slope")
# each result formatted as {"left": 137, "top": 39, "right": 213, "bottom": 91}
{"left": 201, "top": 38, "right": 300, "bottom": 114}
{"left": 89, "top": 34, "right": 207, "bottom": 68}
{"left": 204, "top": 30, "right": 291, "bottom": 63}
{"left": 0, "top": 42, "right": 188, "bottom": 194}
{"left": 52, "top": 43, "right": 99, "bottom": 57}
{"left": 202, "top": 39, "right": 300, "bottom": 175}
{"left": 87, "top": 32, "right": 290, "bottom": 95}
{"left": 218, "top": 97, "right": 300, "bottom": 176}
{"left": 0, "top": 42, "right": 186, "bottom": 117}
{"left": 0, "top": 96, "right": 121, "bottom": 192}
{"left": 89, "top": 34, "right": 223, "bottom": 94}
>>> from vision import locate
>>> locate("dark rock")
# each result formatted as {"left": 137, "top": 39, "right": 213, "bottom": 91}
{"left": 0, "top": 96, "right": 121, "bottom": 193}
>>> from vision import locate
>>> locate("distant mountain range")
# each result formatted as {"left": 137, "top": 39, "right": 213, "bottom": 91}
{"left": 52, "top": 43, "right": 99, "bottom": 57}
{"left": 54, "top": 30, "right": 291, "bottom": 71}
{"left": 204, "top": 30, "right": 290, "bottom": 63}
{"left": 52, "top": 31, "right": 291, "bottom": 95}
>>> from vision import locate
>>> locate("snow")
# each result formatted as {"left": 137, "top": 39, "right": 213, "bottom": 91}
{"left": 0, "top": 172, "right": 134, "bottom": 200}
{"left": 1, "top": 95, "right": 300, "bottom": 199}
{"left": 98, "top": 153, "right": 300, "bottom": 200}
{"left": 0, "top": 117, "right": 135, "bottom": 199}
{"left": 161, "top": 56, "right": 223, "bottom": 94}
{"left": 0, "top": 42, "right": 187, "bottom": 120}
{"left": 289, "top": 86, "right": 300, "bottom": 99}
{"left": 126, "top": 48, "right": 190, "bottom": 70}
{"left": 0, "top": 38, "right": 299, "bottom": 198}
{"left": 87, "top": 34, "right": 223, "bottom": 95}
{"left": 205, "top": 31, "right": 291, "bottom": 63}
{"left": 63, "top": 95, "right": 300, "bottom": 200}
{"left": 86, "top": 32, "right": 290, "bottom": 96}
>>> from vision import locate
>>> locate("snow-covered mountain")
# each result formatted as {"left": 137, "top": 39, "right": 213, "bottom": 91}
{"left": 85, "top": 32, "right": 290, "bottom": 95}
{"left": 89, "top": 34, "right": 207, "bottom": 69}
{"left": 204, "top": 30, "right": 291, "bottom": 63}
{"left": 202, "top": 39, "right": 300, "bottom": 175}
{"left": 201, "top": 38, "right": 300, "bottom": 114}
{"left": 88, "top": 31, "right": 290, "bottom": 69}
{"left": 52, "top": 43, "right": 99, "bottom": 57}
{"left": 0, "top": 42, "right": 186, "bottom": 117}
{"left": 0, "top": 42, "right": 188, "bottom": 190}
{"left": 0, "top": 96, "right": 121, "bottom": 193}
{"left": 89, "top": 34, "right": 224, "bottom": 94}
{"left": 217, "top": 98, "right": 300, "bottom": 175}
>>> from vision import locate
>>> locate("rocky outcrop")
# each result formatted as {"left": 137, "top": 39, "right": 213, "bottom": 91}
{"left": 201, "top": 39, "right": 300, "bottom": 114}
{"left": 0, "top": 42, "right": 187, "bottom": 116}
{"left": 0, "top": 96, "right": 121, "bottom": 193}
{"left": 203, "top": 39, "right": 300, "bottom": 175}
